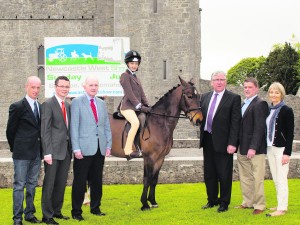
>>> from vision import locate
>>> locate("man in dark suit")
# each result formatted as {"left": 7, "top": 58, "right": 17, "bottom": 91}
{"left": 235, "top": 77, "right": 269, "bottom": 215}
{"left": 41, "top": 76, "right": 72, "bottom": 224}
{"left": 70, "top": 76, "right": 112, "bottom": 221}
{"left": 6, "top": 76, "right": 42, "bottom": 225}
{"left": 200, "top": 71, "right": 241, "bottom": 213}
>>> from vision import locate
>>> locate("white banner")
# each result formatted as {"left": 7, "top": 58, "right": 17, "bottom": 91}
{"left": 44, "top": 37, "right": 130, "bottom": 97}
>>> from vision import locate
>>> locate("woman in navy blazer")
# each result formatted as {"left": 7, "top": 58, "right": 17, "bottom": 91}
{"left": 266, "top": 82, "right": 294, "bottom": 217}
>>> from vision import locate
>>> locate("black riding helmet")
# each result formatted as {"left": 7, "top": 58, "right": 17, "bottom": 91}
{"left": 124, "top": 50, "right": 141, "bottom": 65}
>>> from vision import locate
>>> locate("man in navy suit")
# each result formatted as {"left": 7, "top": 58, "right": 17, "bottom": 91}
{"left": 6, "top": 76, "right": 42, "bottom": 225}
{"left": 236, "top": 77, "right": 269, "bottom": 214}
{"left": 200, "top": 71, "right": 241, "bottom": 213}
{"left": 70, "top": 76, "right": 112, "bottom": 221}
{"left": 41, "top": 76, "right": 72, "bottom": 224}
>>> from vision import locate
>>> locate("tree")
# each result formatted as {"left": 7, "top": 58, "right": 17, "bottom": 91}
{"left": 227, "top": 57, "right": 266, "bottom": 86}
{"left": 263, "top": 42, "right": 299, "bottom": 94}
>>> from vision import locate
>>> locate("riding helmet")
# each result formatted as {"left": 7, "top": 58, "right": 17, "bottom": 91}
{"left": 124, "top": 50, "right": 141, "bottom": 64}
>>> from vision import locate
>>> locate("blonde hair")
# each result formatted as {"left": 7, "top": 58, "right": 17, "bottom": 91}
{"left": 268, "top": 82, "right": 286, "bottom": 100}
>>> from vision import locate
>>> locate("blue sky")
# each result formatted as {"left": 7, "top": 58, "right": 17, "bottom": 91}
{"left": 200, "top": 0, "right": 300, "bottom": 80}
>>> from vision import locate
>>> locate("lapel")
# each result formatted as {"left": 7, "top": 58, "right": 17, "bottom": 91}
{"left": 52, "top": 96, "right": 68, "bottom": 128}
{"left": 203, "top": 92, "right": 213, "bottom": 115}
{"left": 23, "top": 97, "right": 39, "bottom": 127}
{"left": 126, "top": 70, "right": 140, "bottom": 86}
{"left": 214, "top": 89, "right": 230, "bottom": 117}
{"left": 82, "top": 96, "right": 98, "bottom": 124}
{"left": 242, "top": 96, "right": 258, "bottom": 120}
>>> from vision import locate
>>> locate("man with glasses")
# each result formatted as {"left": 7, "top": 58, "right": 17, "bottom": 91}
{"left": 41, "top": 76, "right": 72, "bottom": 224}
{"left": 199, "top": 71, "right": 241, "bottom": 213}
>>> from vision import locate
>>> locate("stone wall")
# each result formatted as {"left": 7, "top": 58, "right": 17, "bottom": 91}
{"left": 0, "top": 0, "right": 201, "bottom": 141}
{"left": 1, "top": 157, "right": 300, "bottom": 188}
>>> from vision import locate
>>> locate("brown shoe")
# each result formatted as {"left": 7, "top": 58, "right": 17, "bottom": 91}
{"left": 253, "top": 209, "right": 264, "bottom": 215}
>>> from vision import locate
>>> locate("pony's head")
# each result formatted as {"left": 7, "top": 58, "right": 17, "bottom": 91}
{"left": 179, "top": 76, "right": 203, "bottom": 126}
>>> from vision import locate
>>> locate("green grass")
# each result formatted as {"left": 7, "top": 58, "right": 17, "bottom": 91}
{"left": 1, "top": 180, "right": 299, "bottom": 225}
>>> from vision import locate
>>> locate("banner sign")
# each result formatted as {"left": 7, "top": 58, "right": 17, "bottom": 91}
{"left": 44, "top": 37, "right": 130, "bottom": 97}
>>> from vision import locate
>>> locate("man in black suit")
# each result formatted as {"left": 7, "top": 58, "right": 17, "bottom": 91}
{"left": 236, "top": 77, "right": 269, "bottom": 215}
{"left": 6, "top": 76, "right": 42, "bottom": 225}
{"left": 41, "top": 76, "right": 72, "bottom": 224}
{"left": 200, "top": 71, "right": 241, "bottom": 213}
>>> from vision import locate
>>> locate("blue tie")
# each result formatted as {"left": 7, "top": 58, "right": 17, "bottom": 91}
{"left": 206, "top": 93, "right": 218, "bottom": 133}
{"left": 33, "top": 101, "right": 39, "bottom": 122}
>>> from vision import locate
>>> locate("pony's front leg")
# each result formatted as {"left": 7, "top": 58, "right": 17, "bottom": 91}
{"left": 140, "top": 176, "right": 151, "bottom": 211}
{"left": 148, "top": 158, "right": 164, "bottom": 208}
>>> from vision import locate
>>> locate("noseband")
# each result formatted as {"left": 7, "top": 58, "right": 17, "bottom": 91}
{"left": 181, "top": 85, "right": 202, "bottom": 122}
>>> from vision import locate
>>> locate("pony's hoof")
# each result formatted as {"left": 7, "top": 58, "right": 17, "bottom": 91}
{"left": 141, "top": 205, "right": 151, "bottom": 211}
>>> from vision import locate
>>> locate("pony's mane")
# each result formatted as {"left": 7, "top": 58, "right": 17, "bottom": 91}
{"left": 152, "top": 84, "right": 181, "bottom": 108}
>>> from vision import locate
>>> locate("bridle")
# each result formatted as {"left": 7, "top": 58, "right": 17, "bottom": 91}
{"left": 148, "top": 84, "right": 202, "bottom": 122}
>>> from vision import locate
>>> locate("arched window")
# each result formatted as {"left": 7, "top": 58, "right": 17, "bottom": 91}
{"left": 37, "top": 45, "right": 45, "bottom": 84}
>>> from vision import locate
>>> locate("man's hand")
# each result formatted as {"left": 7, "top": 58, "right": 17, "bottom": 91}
{"left": 74, "top": 151, "right": 83, "bottom": 159}
{"left": 227, "top": 145, "right": 236, "bottom": 154}
{"left": 106, "top": 148, "right": 111, "bottom": 157}
{"left": 247, "top": 149, "right": 256, "bottom": 159}
{"left": 44, "top": 155, "right": 52, "bottom": 165}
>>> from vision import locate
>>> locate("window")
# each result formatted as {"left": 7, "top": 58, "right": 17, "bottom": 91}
{"left": 154, "top": 0, "right": 158, "bottom": 13}
{"left": 163, "top": 60, "right": 167, "bottom": 80}
{"left": 37, "top": 45, "right": 45, "bottom": 84}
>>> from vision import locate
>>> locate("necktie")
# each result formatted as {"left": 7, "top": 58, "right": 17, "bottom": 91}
{"left": 90, "top": 99, "right": 98, "bottom": 123}
{"left": 206, "top": 93, "right": 218, "bottom": 133}
{"left": 33, "top": 101, "right": 39, "bottom": 122}
{"left": 61, "top": 101, "right": 67, "bottom": 126}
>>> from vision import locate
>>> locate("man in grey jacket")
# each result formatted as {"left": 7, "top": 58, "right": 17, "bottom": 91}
{"left": 70, "top": 76, "right": 112, "bottom": 221}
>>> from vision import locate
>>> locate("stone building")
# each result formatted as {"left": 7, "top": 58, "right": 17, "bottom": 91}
{"left": 0, "top": 0, "right": 201, "bottom": 141}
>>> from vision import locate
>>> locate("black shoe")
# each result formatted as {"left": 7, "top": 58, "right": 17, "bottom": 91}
{"left": 72, "top": 215, "right": 84, "bottom": 221}
{"left": 42, "top": 218, "right": 59, "bottom": 225}
{"left": 202, "top": 202, "right": 218, "bottom": 209}
{"left": 217, "top": 205, "right": 228, "bottom": 213}
{"left": 91, "top": 211, "right": 106, "bottom": 216}
{"left": 125, "top": 151, "right": 143, "bottom": 161}
{"left": 24, "top": 216, "right": 42, "bottom": 223}
{"left": 53, "top": 214, "right": 70, "bottom": 220}
{"left": 13, "top": 221, "right": 23, "bottom": 225}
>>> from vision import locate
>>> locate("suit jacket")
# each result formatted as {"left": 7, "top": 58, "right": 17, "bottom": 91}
{"left": 200, "top": 90, "right": 241, "bottom": 152}
{"left": 239, "top": 96, "right": 269, "bottom": 155}
{"left": 271, "top": 105, "right": 294, "bottom": 156}
{"left": 70, "top": 94, "right": 112, "bottom": 156}
{"left": 119, "top": 70, "right": 149, "bottom": 110}
{"left": 6, "top": 97, "right": 42, "bottom": 159}
{"left": 41, "top": 96, "right": 71, "bottom": 160}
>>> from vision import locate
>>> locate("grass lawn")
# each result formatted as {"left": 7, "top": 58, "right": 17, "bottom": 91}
{"left": 0, "top": 179, "right": 299, "bottom": 225}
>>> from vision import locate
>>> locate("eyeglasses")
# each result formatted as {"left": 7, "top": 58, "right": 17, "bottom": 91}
{"left": 212, "top": 79, "right": 226, "bottom": 82}
{"left": 56, "top": 85, "right": 70, "bottom": 89}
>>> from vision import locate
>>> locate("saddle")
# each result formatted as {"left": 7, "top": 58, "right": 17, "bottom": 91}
{"left": 113, "top": 111, "right": 147, "bottom": 152}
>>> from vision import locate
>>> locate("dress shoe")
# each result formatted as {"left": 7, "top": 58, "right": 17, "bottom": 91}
{"left": 217, "top": 205, "right": 228, "bottom": 213}
{"left": 53, "top": 214, "right": 70, "bottom": 220}
{"left": 72, "top": 215, "right": 84, "bottom": 221}
{"left": 42, "top": 218, "right": 59, "bottom": 225}
{"left": 24, "top": 216, "right": 42, "bottom": 223}
{"left": 252, "top": 209, "right": 264, "bottom": 215}
{"left": 125, "top": 151, "right": 143, "bottom": 160}
{"left": 13, "top": 221, "right": 23, "bottom": 225}
{"left": 202, "top": 202, "right": 218, "bottom": 209}
{"left": 266, "top": 210, "right": 286, "bottom": 217}
{"left": 91, "top": 211, "right": 106, "bottom": 216}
